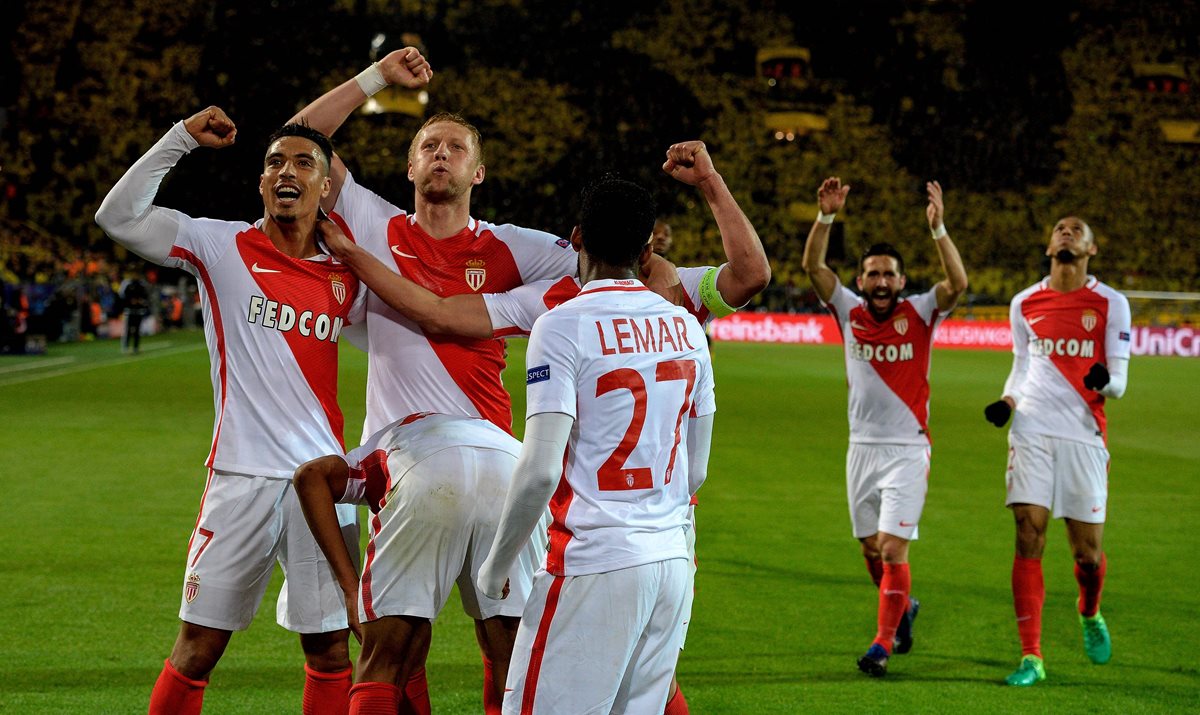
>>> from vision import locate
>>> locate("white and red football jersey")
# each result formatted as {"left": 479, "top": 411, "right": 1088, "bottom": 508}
{"left": 1008, "top": 276, "right": 1131, "bottom": 446}
{"left": 524, "top": 279, "right": 716, "bottom": 576}
{"left": 825, "top": 284, "right": 944, "bottom": 445}
{"left": 483, "top": 265, "right": 723, "bottom": 337}
{"left": 164, "top": 218, "right": 364, "bottom": 478}
{"left": 332, "top": 171, "right": 578, "bottom": 438}
{"left": 338, "top": 412, "right": 522, "bottom": 512}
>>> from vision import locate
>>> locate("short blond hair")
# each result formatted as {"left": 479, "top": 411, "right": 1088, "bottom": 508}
{"left": 408, "top": 112, "right": 484, "bottom": 164}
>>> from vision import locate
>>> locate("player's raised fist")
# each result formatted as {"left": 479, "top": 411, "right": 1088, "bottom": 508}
{"left": 663, "top": 141, "right": 717, "bottom": 187}
{"left": 817, "top": 177, "right": 850, "bottom": 215}
{"left": 379, "top": 47, "right": 433, "bottom": 88}
{"left": 183, "top": 106, "right": 237, "bottom": 148}
{"left": 984, "top": 399, "right": 1013, "bottom": 427}
{"left": 1082, "top": 362, "right": 1110, "bottom": 391}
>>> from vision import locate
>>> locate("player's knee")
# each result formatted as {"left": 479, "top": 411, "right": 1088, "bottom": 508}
{"left": 300, "top": 630, "right": 351, "bottom": 671}
{"left": 1072, "top": 547, "right": 1102, "bottom": 569}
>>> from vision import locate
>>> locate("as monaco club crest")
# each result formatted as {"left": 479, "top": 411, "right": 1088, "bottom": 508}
{"left": 185, "top": 573, "right": 200, "bottom": 603}
{"left": 330, "top": 274, "right": 346, "bottom": 305}
{"left": 465, "top": 259, "right": 486, "bottom": 292}
{"left": 893, "top": 315, "right": 909, "bottom": 336}
{"left": 1081, "top": 309, "right": 1097, "bottom": 332}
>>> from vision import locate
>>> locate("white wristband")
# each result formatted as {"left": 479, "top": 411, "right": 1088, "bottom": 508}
{"left": 931, "top": 224, "right": 948, "bottom": 240}
{"left": 816, "top": 211, "right": 836, "bottom": 225}
{"left": 354, "top": 62, "right": 388, "bottom": 97}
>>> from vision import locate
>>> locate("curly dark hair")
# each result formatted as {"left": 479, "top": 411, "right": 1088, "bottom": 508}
{"left": 579, "top": 176, "right": 656, "bottom": 268}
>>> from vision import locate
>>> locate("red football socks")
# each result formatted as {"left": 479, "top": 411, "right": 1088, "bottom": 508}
{"left": 398, "top": 666, "right": 431, "bottom": 715}
{"left": 349, "top": 682, "right": 401, "bottom": 715}
{"left": 865, "top": 557, "right": 884, "bottom": 589}
{"left": 482, "top": 655, "right": 503, "bottom": 714}
{"left": 148, "top": 658, "right": 206, "bottom": 715}
{"left": 1012, "top": 555, "right": 1045, "bottom": 658}
{"left": 1075, "top": 553, "right": 1107, "bottom": 617}
{"left": 303, "top": 663, "right": 352, "bottom": 715}
{"left": 664, "top": 684, "right": 690, "bottom": 714}
{"left": 872, "top": 562, "right": 911, "bottom": 653}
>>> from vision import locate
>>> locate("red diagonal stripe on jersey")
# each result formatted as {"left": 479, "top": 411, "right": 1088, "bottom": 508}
{"left": 237, "top": 228, "right": 357, "bottom": 450}
{"left": 545, "top": 447, "right": 574, "bottom": 577}
{"left": 1021, "top": 286, "right": 1109, "bottom": 439}
{"left": 170, "top": 245, "right": 228, "bottom": 467}
{"left": 386, "top": 216, "right": 532, "bottom": 433}
{"left": 850, "top": 302, "right": 936, "bottom": 439}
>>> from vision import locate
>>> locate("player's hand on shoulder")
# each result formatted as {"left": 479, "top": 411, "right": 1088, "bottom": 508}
{"left": 379, "top": 47, "right": 432, "bottom": 88}
{"left": 926, "top": 180, "right": 944, "bottom": 230}
{"left": 984, "top": 398, "right": 1013, "bottom": 427}
{"left": 317, "top": 215, "right": 355, "bottom": 260}
{"left": 663, "top": 141, "right": 717, "bottom": 187}
{"left": 817, "top": 177, "right": 850, "bottom": 215}
{"left": 184, "top": 106, "right": 237, "bottom": 148}
{"left": 1083, "top": 362, "right": 1110, "bottom": 391}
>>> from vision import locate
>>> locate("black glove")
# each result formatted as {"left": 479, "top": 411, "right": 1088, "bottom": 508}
{"left": 1083, "top": 362, "right": 1110, "bottom": 391}
{"left": 984, "top": 399, "right": 1012, "bottom": 427}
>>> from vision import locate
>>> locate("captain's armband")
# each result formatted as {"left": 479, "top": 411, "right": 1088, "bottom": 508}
{"left": 699, "top": 267, "right": 737, "bottom": 318}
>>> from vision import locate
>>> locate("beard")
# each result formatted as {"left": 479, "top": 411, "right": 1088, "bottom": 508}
{"left": 1054, "top": 248, "right": 1077, "bottom": 263}
{"left": 866, "top": 290, "right": 899, "bottom": 319}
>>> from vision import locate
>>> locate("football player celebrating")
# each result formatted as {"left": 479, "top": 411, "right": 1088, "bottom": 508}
{"left": 984, "top": 216, "right": 1131, "bottom": 686}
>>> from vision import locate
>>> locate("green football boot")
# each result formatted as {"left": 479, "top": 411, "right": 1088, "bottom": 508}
{"left": 1080, "top": 610, "right": 1112, "bottom": 664}
{"left": 1004, "top": 655, "right": 1046, "bottom": 686}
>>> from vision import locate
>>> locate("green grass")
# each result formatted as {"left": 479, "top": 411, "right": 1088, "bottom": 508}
{"left": 1, "top": 332, "right": 1197, "bottom": 713}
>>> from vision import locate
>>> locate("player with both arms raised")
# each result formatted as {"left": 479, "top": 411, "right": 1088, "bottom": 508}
{"left": 802, "top": 177, "right": 968, "bottom": 677}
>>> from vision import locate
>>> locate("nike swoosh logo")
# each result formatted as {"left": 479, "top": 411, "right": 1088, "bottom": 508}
{"left": 391, "top": 245, "right": 418, "bottom": 259}
{"left": 1028, "top": 315, "right": 1046, "bottom": 325}
{"left": 899, "top": 521, "right": 916, "bottom": 527}
{"left": 851, "top": 321, "right": 866, "bottom": 331}
{"left": 1092, "top": 506, "right": 1103, "bottom": 513}
{"left": 883, "top": 589, "right": 907, "bottom": 596}
{"left": 251, "top": 263, "right": 281, "bottom": 274}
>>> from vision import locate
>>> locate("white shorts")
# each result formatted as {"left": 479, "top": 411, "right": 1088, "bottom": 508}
{"left": 180, "top": 470, "right": 359, "bottom": 633}
{"left": 679, "top": 504, "right": 697, "bottom": 650}
{"left": 1006, "top": 431, "right": 1109, "bottom": 522}
{"left": 846, "top": 443, "right": 930, "bottom": 540}
{"left": 504, "top": 558, "right": 689, "bottom": 715}
{"left": 359, "top": 445, "right": 544, "bottom": 622}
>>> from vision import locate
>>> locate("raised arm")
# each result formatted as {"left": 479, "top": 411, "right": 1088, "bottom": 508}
{"left": 292, "top": 454, "right": 362, "bottom": 642}
{"left": 317, "top": 219, "right": 493, "bottom": 338}
{"left": 800, "top": 177, "right": 850, "bottom": 303}
{"left": 926, "top": 180, "right": 969, "bottom": 313}
{"left": 664, "top": 141, "right": 771, "bottom": 309}
{"left": 476, "top": 412, "right": 574, "bottom": 599}
{"left": 289, "top": 48, "right": 431, "bottom": 209}
{"left": 95, "top": 107, "right": 236, "bottom": 263}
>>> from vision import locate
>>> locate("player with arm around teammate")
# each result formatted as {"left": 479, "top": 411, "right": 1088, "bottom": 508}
{"left": 95, "top": 108, "right": 365, "bottom": 714}
{"left": 983, "top": 216, "right": 1131, "bottom": 686}
{"left": 293, "top": 412, "right": 535, "bottom": 713}
{"left": 317, "top": 138, "right": 765, "bottom": 714}
{"left": 801, "top": 177, "right": 968, "bottom": 677}
{"left": 291, "top": 48, "right": 586, "bottom": 713}
{"left": 475, "top": 176, "right": 715, "bottom": 714}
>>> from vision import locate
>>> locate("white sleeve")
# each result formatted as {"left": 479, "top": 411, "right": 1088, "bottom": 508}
{"left": 95, "top": 122, "right": 198, "bottom": 264}
{"left": 824, "top": 282, "right": 860, "bottom": 316}
{"left": 907, "top": 288, "right": 943, "bottom": 324}
{"left": 1100, "top": 357, "right": 1128, "bottom": 399}
{"left": 476, "top": 411, "right": 574, "bottom": 599}
{"left": 333, "top": 169, "right": 406, "bottom": 249}
{"left": 686, "top": 412, "right": 714, "bottom": 496}
{"left": 1003, "top": 298, "right": 1030, "bottom": 401}
{"left": 524, "top": 312, "right": 581, "bottom": 420}
{"left": 483, "top": 278, "right": 568, "bottom": 337}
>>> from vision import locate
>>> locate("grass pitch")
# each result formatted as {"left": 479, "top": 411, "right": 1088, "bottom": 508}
{"left": 0, "top": 332, "right": 1197, "bottom": 713}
